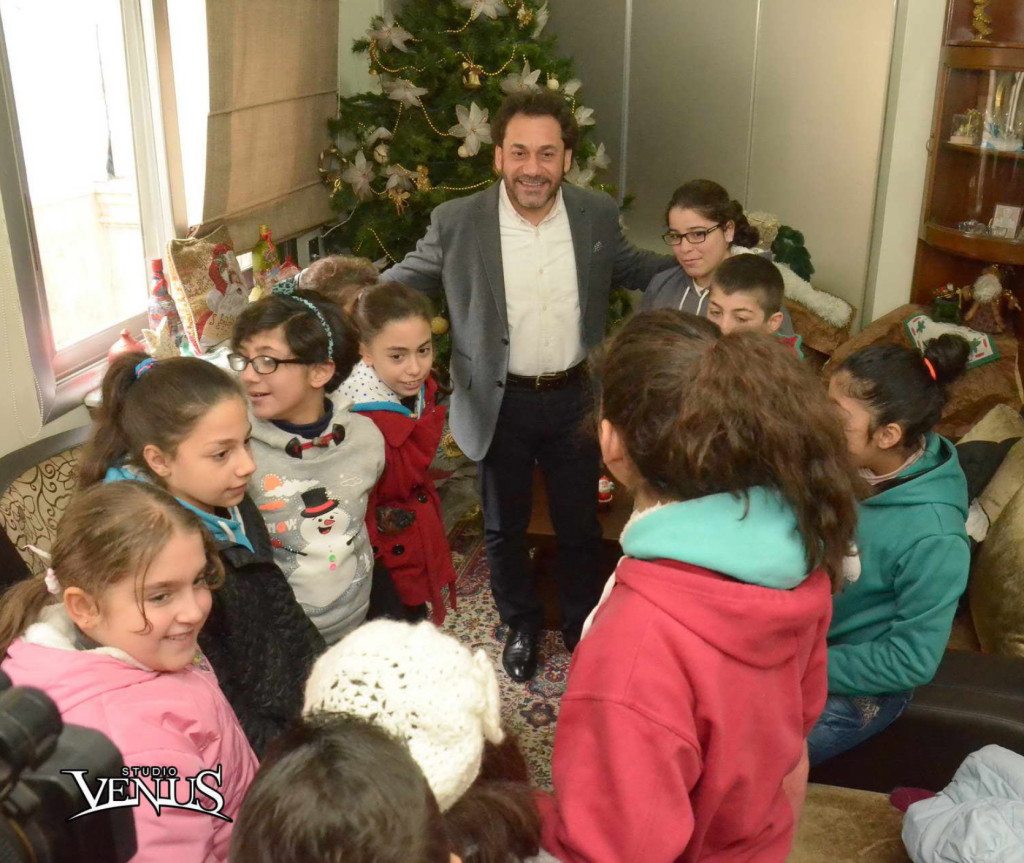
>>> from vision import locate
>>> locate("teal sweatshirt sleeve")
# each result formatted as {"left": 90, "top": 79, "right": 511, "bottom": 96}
{"left": 827, "top": 533, "right": 970, "bottom": 696}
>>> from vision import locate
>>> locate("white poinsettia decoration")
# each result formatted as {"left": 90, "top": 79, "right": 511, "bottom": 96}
{"left": 385, "top": 164, "right": 417, "bottom": 191}
{"left": 383, "top": 78, "right": 429, "bottom": 108}
{"left": 366, "top": 127, "right": 392, "bottom": 145}
{"left": 500, "top": 60, "right": 542, "bottom": 95}
{"left": 574, "top": 105, "right": 595, "bottom": 127}
{"left": 565, "top": 161, "right": 596, "bottom": 187}
{"left": 457, "top": 0, "right": 508, "bottom": 20}
{"left": 562, "top": 78, "right": 582, "bottom": 97}
{"left": 341, "top": 151, "right": 376, "bottom": 200}
{"left": 367, "top": 13, "right": 415, "bottom": 52}
{"left": 532, "top": 2, "right": 549, "bottom": 36}
{"left": 449, "top": 102, "right": 492, "bottom": 157}
{"left": 589, "top": 142, "right": 610, "bottom": 171}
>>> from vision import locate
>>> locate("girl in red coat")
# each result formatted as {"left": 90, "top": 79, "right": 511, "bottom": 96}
{"left": 338, "top": 282, "right": 457, "bottom": 624}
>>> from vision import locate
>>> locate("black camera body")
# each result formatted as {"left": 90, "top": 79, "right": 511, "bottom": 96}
{"left": 0, "top": 671, "right": 136, "bottom": 863}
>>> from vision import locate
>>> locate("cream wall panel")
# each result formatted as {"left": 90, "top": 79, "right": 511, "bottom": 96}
{"left": 625, "top": 0, "right": 760, "bottom": 249}
{"left": 746, "top": 0, "right": 898, "bottom": 316}
{"left": 864, "top": 0, "right": 944, "bottom": 322}
{"left": 547, "top": 0, "right": 628, "bottom": 190}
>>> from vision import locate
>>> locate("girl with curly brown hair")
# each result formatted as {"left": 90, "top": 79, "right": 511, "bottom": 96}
{"left": 540, "top": 310, "right": 859, "bottom": 862}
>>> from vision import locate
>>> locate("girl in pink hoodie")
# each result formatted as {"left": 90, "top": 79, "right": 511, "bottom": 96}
{"left": 0, "top": 482, "right": 257, "bottom": 863}
{"left": 540, "top": 311, "right": 860, "bottom": 862}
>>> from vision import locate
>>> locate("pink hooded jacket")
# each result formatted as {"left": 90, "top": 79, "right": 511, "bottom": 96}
{"left": 2, "top": 606, "right": 257, "bottom": 862}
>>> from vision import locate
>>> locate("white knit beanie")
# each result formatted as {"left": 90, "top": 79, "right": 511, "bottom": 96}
{"left": 303, "top": 620, "right": 505, "bottom": 811}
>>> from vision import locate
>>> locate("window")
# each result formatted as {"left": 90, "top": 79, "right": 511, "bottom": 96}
{"left": 0, "top": 0, "right": 173, "bottom": 418}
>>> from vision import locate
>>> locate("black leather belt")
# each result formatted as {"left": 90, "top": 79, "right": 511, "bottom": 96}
{"left": 506, "top": 361, "right": 588, "bottom": 391}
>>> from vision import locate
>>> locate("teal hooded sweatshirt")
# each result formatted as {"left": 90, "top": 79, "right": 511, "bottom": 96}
{"left": 827, "top": 433, "right": 970, "bottom": 696}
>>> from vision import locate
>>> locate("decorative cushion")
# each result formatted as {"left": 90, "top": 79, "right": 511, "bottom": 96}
{"left": 0, "top": 445, "right": 82, "bottom": 574}
{"left": 955, "top": 404, "right": 1024, "bottom": 503}
{"left": 903, "top": 314, "right": 999, "bottom": 370}
{"left": 970, "top": 482, "right": 1024, "bottom": 657}
{"left": 165, "top": 226, "right": 249, "bottom": 354}
{"left": 790, "top": 784, "right": 909, "bottom": 862}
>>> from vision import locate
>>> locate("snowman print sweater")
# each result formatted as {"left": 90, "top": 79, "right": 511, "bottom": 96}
{"left": 248, "top": 397, "right": 385, "bottom": 644}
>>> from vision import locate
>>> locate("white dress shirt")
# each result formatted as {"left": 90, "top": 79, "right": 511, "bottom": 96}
{"left": 498, "top": 182, "right": 584, "bottom": 376}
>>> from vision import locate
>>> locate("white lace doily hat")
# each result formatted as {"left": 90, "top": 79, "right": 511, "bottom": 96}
{"left": 303, "top": 619, "right": 504, "bottom": 811}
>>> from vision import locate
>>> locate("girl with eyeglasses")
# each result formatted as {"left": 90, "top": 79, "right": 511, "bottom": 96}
{"left": 78, "top": 354, "right": 325, "bottom": 756}
{"left": 640, "top": 179, "right": 795, "bottom": 337}
{"left": 230, "top": 286, "right": 387, "bottom": 645}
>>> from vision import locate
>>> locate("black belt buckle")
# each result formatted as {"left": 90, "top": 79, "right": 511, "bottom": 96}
{"left": 534, "top": 371, "right": 566, "bottom": 390}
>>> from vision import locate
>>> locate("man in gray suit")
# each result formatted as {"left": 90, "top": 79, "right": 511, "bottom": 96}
{"left": 383, "top": 90, "right": 672, "bottom": 681}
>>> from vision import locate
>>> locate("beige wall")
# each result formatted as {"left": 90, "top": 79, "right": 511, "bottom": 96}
{"left": 863, "top": 0, "right": 944, "bottom": 322}
{"left": 745, "top": 0, "right": 898, "bottom": 316}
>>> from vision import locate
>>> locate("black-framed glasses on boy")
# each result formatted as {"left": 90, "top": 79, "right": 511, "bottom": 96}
{"left": 227, "top": 353, "right": 307, "bottom": 375}
{"left": 662, "top": 224, "right": 723, "bottom": 246}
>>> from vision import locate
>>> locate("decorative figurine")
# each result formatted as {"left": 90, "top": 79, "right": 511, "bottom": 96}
{"left": 598, "top": 475, "right": 615, "bottom": 508}
{"left": 963, "top": 266, "right": 1021, "bottom": 334}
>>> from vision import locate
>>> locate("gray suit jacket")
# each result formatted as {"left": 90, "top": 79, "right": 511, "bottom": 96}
{"left": 382, "top": 182, "right": 673, "bottom": 461}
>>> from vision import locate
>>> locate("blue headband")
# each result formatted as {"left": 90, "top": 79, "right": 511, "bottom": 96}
{"left": 134, "top": 357, "right": 157, "bottom": 380}
{"left": 272, "top": 278, "right": 335, "bottom": 359}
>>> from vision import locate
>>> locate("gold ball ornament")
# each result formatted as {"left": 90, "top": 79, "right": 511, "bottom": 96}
{"left": 547, "top": 76, "right": 560, "bottom": 91}
{"left": 373, "top": 142, "right": 390, "bottom": 164}
{"left": 430, "top": 315, "right": 450, "bottom": 335}
{"left": 457, "top": 143, "right": 471, "bottom": 158}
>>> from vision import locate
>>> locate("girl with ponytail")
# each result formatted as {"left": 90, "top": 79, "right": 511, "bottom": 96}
{"left": 640, "top": 179, "right": 796, "bottom": 337}
{"left": 0, "top": 482, "right": 256, "bottom": 861}
{"left": 77, "top": 353, "right": 324, "bottom": 756}
{"left": 811, "top": 334, "right": 972, "bottom": 764}
{"left": 541, "top": 310, "right": 859, "bottom": 862}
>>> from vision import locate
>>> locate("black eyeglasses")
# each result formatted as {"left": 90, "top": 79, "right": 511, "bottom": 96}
{"left": 227, "top": 353, "right": 308, "bottom": 375}
{"left": 662, "top": 223, "right": 723, "bottom": 246}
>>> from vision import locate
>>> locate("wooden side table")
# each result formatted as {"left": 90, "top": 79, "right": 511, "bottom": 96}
{"left": 525, "top": 466, "right": 633, "bottom": 630}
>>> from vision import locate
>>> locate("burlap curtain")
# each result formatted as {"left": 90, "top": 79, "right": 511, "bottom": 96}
{"left": 198, "top": 0, "right": 339, "bottom": 250}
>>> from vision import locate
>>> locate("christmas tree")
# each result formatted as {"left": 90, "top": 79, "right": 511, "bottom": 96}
{"left": 322, "top": 0, "right": 610, "bottom": 268}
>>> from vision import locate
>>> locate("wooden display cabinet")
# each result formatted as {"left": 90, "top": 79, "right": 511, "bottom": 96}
{"left": 912, "top": 1, "right": 1024, "bottom": 323}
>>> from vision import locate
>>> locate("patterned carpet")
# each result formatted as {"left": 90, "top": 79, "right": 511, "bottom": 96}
{"left": 442, "top": 515, "right": 569, "bottom": 791}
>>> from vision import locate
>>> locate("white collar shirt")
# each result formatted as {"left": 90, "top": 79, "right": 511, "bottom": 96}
{"left": 498, "top": 182, "right": 583, "bottom": 376}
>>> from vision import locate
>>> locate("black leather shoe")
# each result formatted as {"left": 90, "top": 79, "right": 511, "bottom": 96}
{"left": 502, "top": 628, "right": 539, "bottom": 682}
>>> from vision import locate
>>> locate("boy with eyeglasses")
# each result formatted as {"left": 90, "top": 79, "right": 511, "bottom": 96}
{"left": 229, "top": 286, "right": 386, "bottom": 644}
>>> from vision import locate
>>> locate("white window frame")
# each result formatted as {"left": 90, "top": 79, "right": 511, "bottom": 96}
{"left": 0, "top": 0, "right": 178, "bottom": 421}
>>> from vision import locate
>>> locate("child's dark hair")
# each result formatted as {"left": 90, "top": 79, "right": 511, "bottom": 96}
{"left": 78, "top": 354, "right": 244, "bottom": 488}
{"left": 597, "top": 309, "right": 858, "bottom": 587}
{"left": 833, "top": 335, "right": 971, "bottom": 448}
{"left": 230, "top": 713, "right": 451, "bottom": 863}
{"left": 444, "top": 735, "right": 543, "bottom": 863}
{"left": 302, "top": 255, "right": 379, "bottom": 314}
{"left": 0, "top": 482, "right": 224, "bottom": 654}
{"left": 665, "top": 179, "right": 759, "bottom": 248}
{"left": 355, "top": 282, "right": 434, "bottom": 343}
{"left": 232, "top": 288, "right": 359, "bottom": 392}
{"left": 712, "top": 255, "right": 785, "bottom": 316}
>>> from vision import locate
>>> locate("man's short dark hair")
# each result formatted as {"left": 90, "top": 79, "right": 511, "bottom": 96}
{"left": 491, "top": 90, "right": 579, "bottom": 154}
{"left": 712, "top": 255, "right": 785, "bottom": 316}
{"left": 231, "top": 714, "right": 450, "bottom": 863}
